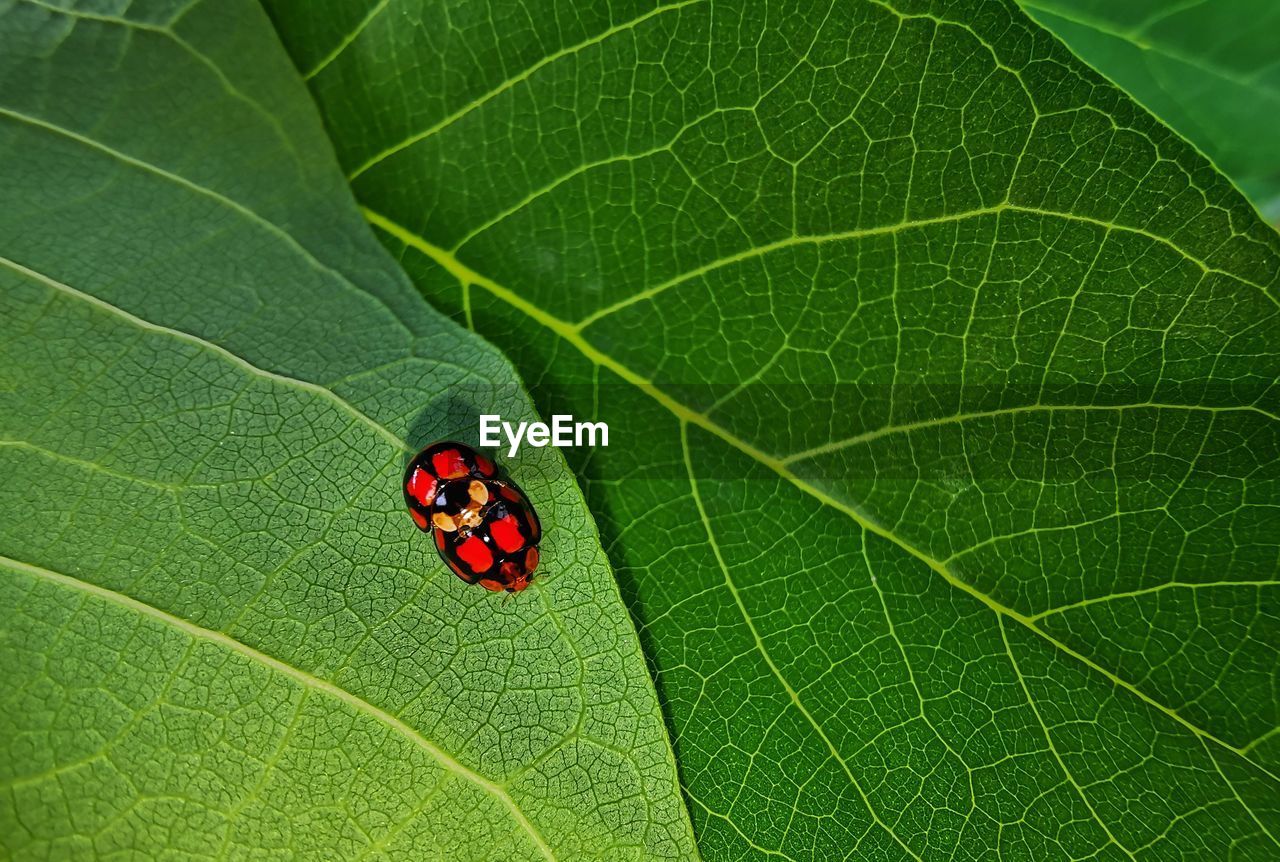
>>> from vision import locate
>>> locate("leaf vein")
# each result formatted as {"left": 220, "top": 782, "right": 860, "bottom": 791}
{"left": 0, "top": 255, "right": 409, "bottom": 455}
{"left": 0, "top": 106, "right": 419, "bottom": 345}
{"left": 1000, "top": 617, "right": 1139, "bottom": 860}
{"left": 365, "top": 208, "right": 1274, "bottom": 775}
{"left": 302, "top": 0, "right": 391, "bottom": 80}
{"left": 681, "top": 422, "right": 924, "bottom": 860}
{"left": 783, "top": 401, "right": 1279, "bottom": 465}
{"left": 0, "top": 553, "right": 558, "bottom": 862}
{"left": 346, "top": 0, "right": 706, "bottom": 180}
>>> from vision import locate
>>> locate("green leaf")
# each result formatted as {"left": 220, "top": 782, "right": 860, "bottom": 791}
{"left": 0, "top": 2, "right": 695, "bottom": 859}
{"left": 1017, "top": 0, "right": 1280, "bottom": 224}
{"left": 268, "top": 0, "right": 1280, "bottom": 858}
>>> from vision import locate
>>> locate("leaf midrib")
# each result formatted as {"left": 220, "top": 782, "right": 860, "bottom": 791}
{"left": 364, "top": 205, "right": 1277, "bottom": 776}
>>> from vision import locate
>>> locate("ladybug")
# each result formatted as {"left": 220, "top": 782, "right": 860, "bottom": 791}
{"left": 403, "top": 440, "right": 499, "bottom": 530}
{"left": 402, "top": 441, "right": 541, "bottom": 592}
{"left": 433, "top": 482, "right": 542, "bottom": 593}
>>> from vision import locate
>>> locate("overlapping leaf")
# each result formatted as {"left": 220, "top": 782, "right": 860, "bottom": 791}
{"left": 1019, "top": 0, "right": 1280, "bottom": 223}
{"left": 269, "top": 0, "right": 1280, "bottom": 858}
{"left": 0, "top": 1, "right": 695, "bottom": 859}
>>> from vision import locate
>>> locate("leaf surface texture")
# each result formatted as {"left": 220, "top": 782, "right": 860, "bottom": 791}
{"left": 1019, "top": 0, "right": 1280, "bottom": 223}
{"left": 267, "top": 0, "right": 1280, "bottom": 859}
{"left": 0, "top": 1, "right": 695, "bottom": 859}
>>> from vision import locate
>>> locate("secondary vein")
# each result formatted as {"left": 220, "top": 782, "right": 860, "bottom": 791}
{"left": 681, "top": 423, "right": 924, "bottom": 862}
{"left": 0, "top": 553, "right": 558, "bottom": 862}
{"left": 0, "top": 255, "right": 409, "bottom": 455}
{"left": 345, "top": 0, "right": 705, "bottom": 180}
{"left": 364, "top": 206, "right": 1272, "bottom": 772}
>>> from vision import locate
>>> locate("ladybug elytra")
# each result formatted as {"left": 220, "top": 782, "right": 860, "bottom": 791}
{"left": 403, "top": 441, "right": 541, "bottom": 592}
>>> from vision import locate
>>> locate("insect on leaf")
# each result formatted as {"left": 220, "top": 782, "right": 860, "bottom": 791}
{"left": 0, "top": 2, "right": 695, "bottom": 859}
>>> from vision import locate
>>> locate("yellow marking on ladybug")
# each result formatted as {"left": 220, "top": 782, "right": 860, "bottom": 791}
{"left": 468, "top": 479, "right": 489, "bottom": 506}
{"left": 459, "top": 506, "right": 484, "bottom": 530}
{"left": 432, "top": 512, "right": 458, "bottom": 532}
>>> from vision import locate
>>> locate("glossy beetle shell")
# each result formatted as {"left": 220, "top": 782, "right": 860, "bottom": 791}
{"left": 432, "top": 481, "right": 542, "bottom": 592}
{"left": 403, "top": 441, "right": 541, "bottom": 592}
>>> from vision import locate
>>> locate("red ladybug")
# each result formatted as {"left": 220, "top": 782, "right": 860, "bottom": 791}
{"left": 402, "top": 441, "right": 541, "bottom": 592}
{"left": 433, "top": 482, "right": 542, "bottom": 593}
{"left": 403, "top": 440, "right": 498, "bottom": 530}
